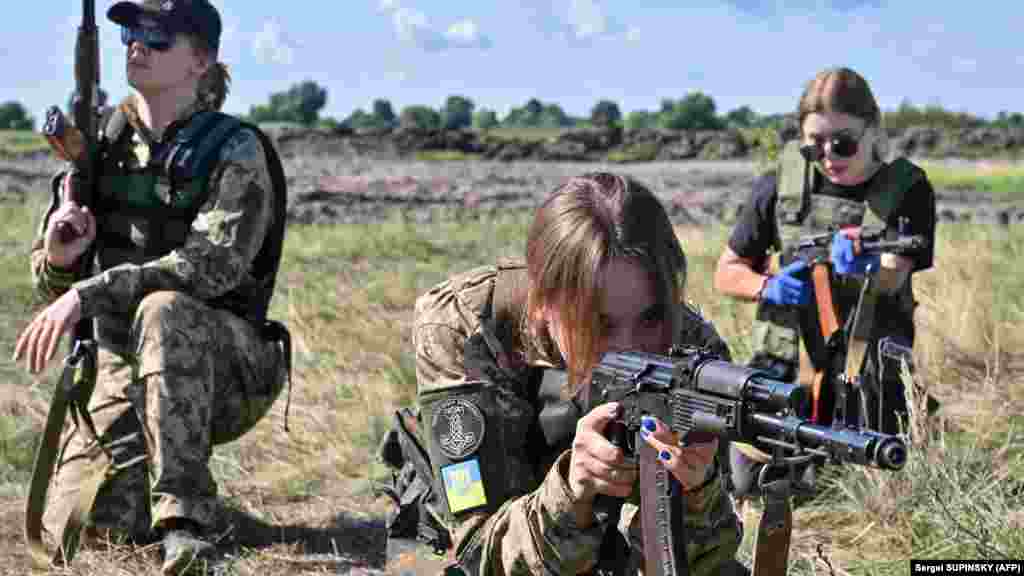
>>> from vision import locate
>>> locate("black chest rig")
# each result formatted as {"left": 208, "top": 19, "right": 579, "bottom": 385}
{"left": 96, "top": 110, "right": 245, "bottom": 268}
{"left": 750, "top": 140, "right": 921, "bottom": 374}
{"left": 93, "top": 107, "right": 288, "bottom": 323}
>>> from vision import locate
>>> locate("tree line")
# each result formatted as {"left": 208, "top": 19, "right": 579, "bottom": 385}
{"left": 2, "top": 80, "right": 1023, "bottom": 133}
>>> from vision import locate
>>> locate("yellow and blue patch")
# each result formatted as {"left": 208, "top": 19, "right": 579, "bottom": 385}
{"left": 441, "top": 458, "right": 488, "bottom": 514}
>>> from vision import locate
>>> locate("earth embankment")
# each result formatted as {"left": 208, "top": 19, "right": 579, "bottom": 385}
{"left": 2, "top": 156, "right": 1021, "bottom": 227}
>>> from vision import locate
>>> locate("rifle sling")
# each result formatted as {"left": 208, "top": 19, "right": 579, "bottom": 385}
{"left": 639, "top": 441, "right": 688, "bottom": 576}
{"left": 810, "top": 264, "right": 840, "bottom": 423}
{"left": 25, "top": 340, "right": 108, "bottom": 568}
{"left": 752, "top": 478, "right": 793, "bottom": 576}
{"left": 845, "top": 274, "right": 878, "bottom": 388}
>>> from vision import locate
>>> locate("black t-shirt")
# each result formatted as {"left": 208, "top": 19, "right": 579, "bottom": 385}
{"left": 728, "top": 167, "right": 936, "bottom": 273}
{"left": 727, "top": 163, "right": 937, "bottom": 347}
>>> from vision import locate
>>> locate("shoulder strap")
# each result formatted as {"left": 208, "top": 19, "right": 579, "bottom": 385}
{"left": 238, "top": 120, "right": 289, "bottom": 317}
{"left": 163, "top": 111, "right": 243, "bottom": 187}
{"left": 864, "top": 158, "right": 921, "bottom": 223}
{"left": 775, "top": 140, "right": 816, "bottom": 227}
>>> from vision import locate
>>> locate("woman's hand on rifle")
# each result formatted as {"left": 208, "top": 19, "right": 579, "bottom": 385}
{"left": 567, "top": 402, "right": 638, "bottom": 525}
{"left": 639, "top": 415, "right": 718, "bottom": 493}
{"left": 45, "top": 171, "right": 97, "bottom": 269}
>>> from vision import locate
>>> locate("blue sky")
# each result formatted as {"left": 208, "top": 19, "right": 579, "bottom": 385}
{"left": 5, "top": 1, "right": 1022, "bottom": 125}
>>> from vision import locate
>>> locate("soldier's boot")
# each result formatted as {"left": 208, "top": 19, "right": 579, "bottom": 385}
{"left": 160, "top": 519, "right": 216, "bottom": 575}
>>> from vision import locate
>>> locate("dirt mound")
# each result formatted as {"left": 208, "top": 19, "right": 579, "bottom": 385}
{"left": 2, "top": 156, "right": 1020, "bottom": 227}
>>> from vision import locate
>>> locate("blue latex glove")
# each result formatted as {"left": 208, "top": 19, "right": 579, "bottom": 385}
{"left": 830, "top": 231, "right": 881, "bottom": 276}
{"left": 761, "top": 260, "right": 811, "bottom": 306}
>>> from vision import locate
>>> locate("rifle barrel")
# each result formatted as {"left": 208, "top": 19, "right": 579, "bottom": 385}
{"left": 750, "top": 413, "right": 907, "bottom": 470}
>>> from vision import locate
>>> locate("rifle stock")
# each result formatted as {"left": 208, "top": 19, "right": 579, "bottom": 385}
{"left": 44, "top": 0, "right": 101, "bottom": 246}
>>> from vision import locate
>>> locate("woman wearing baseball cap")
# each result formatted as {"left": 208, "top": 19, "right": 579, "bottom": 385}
{"left": 19, "top": 1, "right": 289, "bottom": 574}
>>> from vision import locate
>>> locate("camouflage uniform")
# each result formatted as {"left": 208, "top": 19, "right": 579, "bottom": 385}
{"left": 412, "top": 263, "right": 744, "bottom": 575}
{"left": 31, "top": 94, "right": 287, "bottom": 542}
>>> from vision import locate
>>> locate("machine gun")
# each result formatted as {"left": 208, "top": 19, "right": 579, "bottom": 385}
{"left": 538, "top": 346, "right": 907, "bottom": 576}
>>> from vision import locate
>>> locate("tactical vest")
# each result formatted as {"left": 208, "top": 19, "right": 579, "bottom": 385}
{"left": 384, "top": 263, "right": 736, "bottom": 576}
{"left": 750, "top": 140, "right": 920, "bottom": 374}
{"left": 95, "top": 108, "right": 288, "bottom": 323}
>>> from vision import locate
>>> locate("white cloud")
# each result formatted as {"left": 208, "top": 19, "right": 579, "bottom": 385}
{"left": 625, "top": 26, "right": 642, "bottom": 44}
{"left": 952, "top": 57, "right": 978, "bottom": 75}
{"left": 568, "top": 0, "right": 608, "bottom": 40}
{"left": 519, "top": 0, "right": 630, "bottom": 44}
{"left": 382, "top": 3, "right": 491, "bottom": 52}
{"left": 251, "top": 20, "right": 298, "bottom": 65}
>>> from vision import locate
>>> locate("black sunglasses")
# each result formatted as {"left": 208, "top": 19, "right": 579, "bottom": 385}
{"left": 121, "top": 25, "right": 175, "bottom": 51}
{"left": 799, "top": 129, "right": 864, "bottom": 162}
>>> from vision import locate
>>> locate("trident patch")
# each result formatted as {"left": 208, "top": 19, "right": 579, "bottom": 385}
{"left": 431, "top": 397, "right": 485, "bottom": 460}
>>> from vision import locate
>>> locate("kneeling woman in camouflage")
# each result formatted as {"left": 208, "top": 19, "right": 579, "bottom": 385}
{"left": 412, "top": 173, "right": 747, "bottom": 575}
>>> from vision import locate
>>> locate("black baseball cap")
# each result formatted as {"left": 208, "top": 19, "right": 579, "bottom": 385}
{"left": 108, "top": 0, "right": 222, "bottom": 53}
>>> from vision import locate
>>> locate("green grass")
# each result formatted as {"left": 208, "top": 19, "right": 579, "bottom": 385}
{"left": 479, "top": 126, "right": 568, "bottom": 142}
{"left": 919, "top": 160, "right": 1024, "bottom": 197}
{"left": 2, "top": 166, "right": 1024, "bottom": 574}
{"left": 413, "top": 150, "right": 483, "bottom": 162}
{"left": 0, "top": 130, "right": 48, "bottom": 156}
{"left": 606, "top": 142, "right": 660, "bottom": 163}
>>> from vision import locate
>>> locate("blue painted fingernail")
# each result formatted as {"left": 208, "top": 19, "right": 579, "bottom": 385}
{"left": 659, "top": 450, "right": 671, "bottom": 462}
{"left": 642, "top": 416, "right": 656, "bottom": 432}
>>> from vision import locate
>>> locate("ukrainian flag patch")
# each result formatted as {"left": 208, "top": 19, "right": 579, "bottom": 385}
{"left": 441, "top": 458, "right": 488, "bottom": 514}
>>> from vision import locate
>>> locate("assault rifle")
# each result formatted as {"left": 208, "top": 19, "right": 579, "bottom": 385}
{"left": 25, "top": 0, "right": 105, "bottom": 567}
{"left": 789, "top": 220, "right": 928, "bottom": 427}
{"left": 538, "top": 347, "right": 907, "bottom": 576}
{"left": 792, "top": 221, "right": 927, "bottom": 266}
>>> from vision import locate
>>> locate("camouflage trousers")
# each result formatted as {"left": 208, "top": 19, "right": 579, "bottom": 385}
{"left": 43, "top": 291, "right": 286, "bottom": 543}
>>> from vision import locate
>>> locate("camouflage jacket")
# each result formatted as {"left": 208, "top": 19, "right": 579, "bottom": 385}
{"left": 413, "top": 263, "right": 742, "bottom": 575}
{"left": 30, "top": 94, "right": 278, "bottom": 352}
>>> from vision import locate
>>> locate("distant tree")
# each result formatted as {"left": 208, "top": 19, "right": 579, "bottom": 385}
{"left": 473, "top": 108, "right": 499, "bottom": 130}
{"left": 440, "top": 95, "right": 475, "bottom": 130}
{"left": 623, "top": 110, "right": 655, "bottom": 130}
{"left": 538, "top": 103, "right": 571, "bottom": 128}
{"left": 248, "top": 80, "right": 328, "bottom": 125}
{"left": 341, "top": 108, "right": 374, "bottom": 130}
{"left": 372, "top": 99, "right": 397, "bottom": 128}
{"left": 724, "top": 105, "right": 757, "bottom": 128}
{"left": 524, "top": 98, "right": 543, "bottom": 119}
{"left": 994, "top": 110, "right": 1024, "bottom": 129}
{"left": 882, "top": 98, "right": 984, "bottom": 133}
{"left": 590, "top": 100, "right": 622, "bottom": 127}
{"left": 658, "top": 91, "right": 723, "bottom": 130}
{"left": 399, "top": 105, "right": 441, "bottom": 130}
{"left": 0, "top": 101, "right": 34, "bottom": 130}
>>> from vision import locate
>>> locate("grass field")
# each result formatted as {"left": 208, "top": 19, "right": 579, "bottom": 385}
{"left": 0, "top": 131, "right": 47, "bottom": 156}
{"left": 2, "top": 182, "right": 1023, "bottom": 574}
{"left": 919, "top": 159, "right": 1024, "bottom": 196}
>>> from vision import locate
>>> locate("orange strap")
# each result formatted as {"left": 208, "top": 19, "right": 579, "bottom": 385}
{"left": 810, "top": 263, "right": 839, "bottom": 423}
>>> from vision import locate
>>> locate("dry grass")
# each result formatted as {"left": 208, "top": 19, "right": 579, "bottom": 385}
{"left": 918, "top": 159, "right": 1024, "bottom": 198}
{"left": 1, "top": 188, "right": 1022, "bottom": 574}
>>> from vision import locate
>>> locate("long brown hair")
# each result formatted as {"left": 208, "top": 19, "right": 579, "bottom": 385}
{"left": 797, "top": 66, "right": 887, "bottom": 160}
{"left": 525, "top": 172, "right": 687, "bottom": 390}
